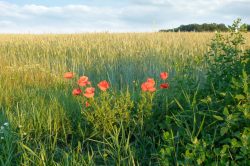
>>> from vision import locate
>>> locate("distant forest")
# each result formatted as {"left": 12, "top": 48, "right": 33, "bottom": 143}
{"left": 160, "top": 23, "right": 250, "bottom": 32}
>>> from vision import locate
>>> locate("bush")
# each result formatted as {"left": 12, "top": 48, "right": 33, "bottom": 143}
{"left": 159, "top": 19, "right": 250, "bottom": 165}
{"left": 205, "top": 18, "right": 249, "bottom": 90}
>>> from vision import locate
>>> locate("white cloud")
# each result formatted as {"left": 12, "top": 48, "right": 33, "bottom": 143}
{"left": 0, "top": 0, "right": 249, "bottom": 33}
{"left": 22, "top": 4, "right": 62, "bottom": 15}
{"left": 0, "top": 20, "right": 14, "bottom": 26}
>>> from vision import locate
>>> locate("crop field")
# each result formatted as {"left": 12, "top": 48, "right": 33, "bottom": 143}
{"left": 0, "top": 29, "right": 250, "bottom": 165}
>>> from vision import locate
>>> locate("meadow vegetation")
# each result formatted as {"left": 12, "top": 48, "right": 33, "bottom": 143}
{"left": 0, "top": 20, "right": 250, "bottom": 165}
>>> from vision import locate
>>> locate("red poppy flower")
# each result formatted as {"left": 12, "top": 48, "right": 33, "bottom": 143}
{"left": 85, "top": 101, "right": 90, "bottom": 107}
{"left": 72, "top": 88, "right": 82, "bottom": 96}
{"left": 84, "top": 87, "right": 95, "bottom": 98}
{"left": 160, "top": 72, "right": 168, "bottom": 80}
{"left": 64, "top": 72, "right": 74, "bottom": 79}
{"left": 141, "top": 82, "right": 148, "bottom": 92}
{"left": 148, "top": 87, "right": 156, "bottom": 92}
{"left": 98, "top": 80, "right": 110, "bottom": 91}
{"left": 146, "top": 78, "right": 155, "bottom": 87}
{"left": 78, "top": 76, "right": 89, "bottom": 87}
{"left": 160, "top": 83, "right": 169, "bottom": 89}
{"left": 141, "top": 78, "right": 156, "bottom": 92}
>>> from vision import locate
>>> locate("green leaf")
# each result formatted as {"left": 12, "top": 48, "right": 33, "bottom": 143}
{"left": 220, "top": 92, "right": 226, "bottom": 97}
{"left": 213, "top": 115, "right": 224, "bottom": 121}
{"left": 214, "top": 148, "right": 220, "bottom": 155}
{"left": 235, "top": 94, "right": 245, "bottom": 100}
{"left": 223, "top": 107, "right": 229, "bottom": 116}
{"left": 174, "top": 98, "right": 184, "bottom": 111}
{"left": 231, "top": 138, "right": 241, "bottom": 148}
{"left": 165, "top": 147, "right": 173, "bottom": 156}
{"left": 20, "top": 143, "right": 40, "bottom": 159}
{"left": 163, "top": 131, "right": 170, "bottom": 141}
{"left": 220, "top": 127, "right": 228, "bottom": 136}
{"left": 201, "top": 96, "right": 212, "bottom": 104}
{"left": 220, "top": 145, "right": 229, "bottom": 154}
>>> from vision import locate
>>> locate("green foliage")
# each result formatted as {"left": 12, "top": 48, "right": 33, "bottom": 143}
{"left": 159, "top": 19, "right": 250, "bottom": 165}
{"left": 206, "top": 18, "right": 250, "bottom": 90}
{"left": 160, "top": 22, "right": 250, "bottom": 32}
{"left": 160, "top": 23, "right": 229, "bottom": 32}
{"left": 83, "top": 91, "right": 133, "bottom": 136}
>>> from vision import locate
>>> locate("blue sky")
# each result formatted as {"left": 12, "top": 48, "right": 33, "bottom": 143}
{"left": 0, "top": 0, "right": 250, "bottom": 33}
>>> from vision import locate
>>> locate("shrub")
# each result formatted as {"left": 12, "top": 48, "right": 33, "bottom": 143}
{"left": 159, "top": 19, "right": 250, "bottom": 165}
{"left": 205, "top": 18, "right": 249, "bottom": 90}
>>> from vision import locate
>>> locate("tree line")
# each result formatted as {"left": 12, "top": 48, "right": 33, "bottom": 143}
{"left": 159, "top": 23, "right": 250, "bottom": 32}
